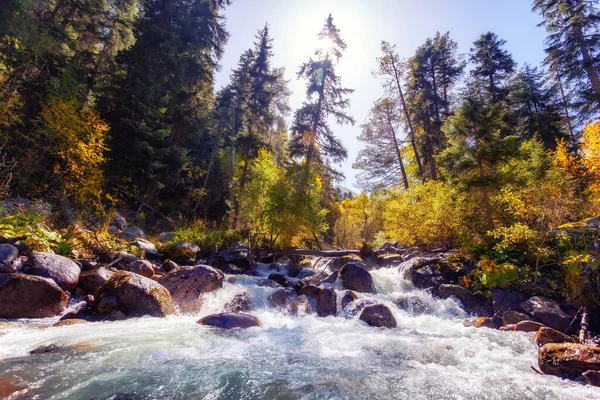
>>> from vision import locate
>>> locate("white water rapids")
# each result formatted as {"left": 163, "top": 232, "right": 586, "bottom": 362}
{"left": 0, "top": 263, "right": 599, "bottom": 399}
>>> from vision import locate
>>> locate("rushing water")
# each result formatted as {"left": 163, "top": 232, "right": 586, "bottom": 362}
{"left": 1, "top": 263, "right": 599, "bottom": 400}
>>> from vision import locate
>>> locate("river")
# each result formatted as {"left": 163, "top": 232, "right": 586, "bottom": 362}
{"left": 0, "top": 263, "right": 598, "bottom": 399}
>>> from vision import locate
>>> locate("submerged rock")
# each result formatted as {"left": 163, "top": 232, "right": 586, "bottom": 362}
{"left": 520, "top": 296, "right": 572, "bottom": 332}
{"left": 268, "top": 288, "right": 294, "bottom": 309}
{"left": 472, "top": 317, "right": 496, "bottom": 329}
{"left": 97, "top": 271, "right": 175, "bottom": 317}
{"left": 26, "top": 252, "right": 81, "bottom": 291}
{"left": 538, "top": 343, "right": 600, "bottom": 379}
{"left": 341, "top": 290, "right": 359, "bottom": 311}
{"left": 316, "top": 288, "right": 337, "bottom": 317}
{"left": 52, "top": 319, "right": 88, "bottom": 327}
{"left": 359, "top": 304, "right": 397, "bottom": 328}
{"left": 583, "top": 370, "right": 600, "bottom": 387}
{"left": 286, "top": 295, "right": 313, "bottom": 316}
{"left": 0, "top": 273, "right": 68, "bottom": 318}
{"left": 339, "top": 263, "right": 375, "bottom": 293}
{"left": 224, "top": 292, "right": 251, "bottom": 313}
{"left": 198, "top": 312, "right": 261, "bottom": 329}
{"left": 160, "top": 265, "right": 223, "bottom": 313}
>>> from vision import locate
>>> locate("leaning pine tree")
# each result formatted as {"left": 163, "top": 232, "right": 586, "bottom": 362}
{"left": 289, "top": 14, "right": 354, "bottom": 177}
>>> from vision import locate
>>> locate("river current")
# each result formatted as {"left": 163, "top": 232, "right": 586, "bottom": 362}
{"left": 0, "top": 263, "right": 598, "bottom": 399}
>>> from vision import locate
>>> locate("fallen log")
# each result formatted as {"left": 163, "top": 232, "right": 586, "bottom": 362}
{"left": 275, "top": 249, "right": 361, "bottom": 258}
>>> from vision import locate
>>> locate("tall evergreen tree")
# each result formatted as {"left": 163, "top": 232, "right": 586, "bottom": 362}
{"left": 509, "top": 65, "right": 567, "bottom": 148}
{"left": 469, "top": 32, "right": 516, "bottom": 102}
{"left": 354, "top": 98, "right": 410, "bottom": 191}
{"left": 533, "top": 0, "right": 600, "bottom": 114}
{"left": 406, "top": 32, "right": 464, "bottom": 180}
{"left": 289, "top": 14, "right": 354, "bottom": 174}
{"left": 101, "top": 0, "right": 230, "bottom": 210}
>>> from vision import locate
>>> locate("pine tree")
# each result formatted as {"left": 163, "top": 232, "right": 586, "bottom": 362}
{"left": 509, "top": 65, "right": 567, "bottom": 148}
{"left": 533, "top": 0, "right": 600, "bottom": 113}
{"left": 289, "top": 14, "right": 354, "bottom": 174}
{"left": 354, "top": 98, "right": 409, "bottom": 191}
{"left": 406, "top": 32, "right": 464, "bottom": 180}
{"left": 470, "top": 32, "right": 516, "bottom": 102}
{"left": 101, "top": 0, "right": 230, "bottom": 210}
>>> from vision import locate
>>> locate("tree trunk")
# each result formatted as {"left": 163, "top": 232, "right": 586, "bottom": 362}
{"left": 384, "top": 102, "right": 409, "bottom": 189}
{"left": 553, "top": 63, "right": 575, "bottom": 139}
{"left": 574, "top": 25, "right": 600, "bottom": 110}
{"left": 477, "top": 158, "right": 494, "bottom": 230}
{"left": 389, "top": 53, "right": 425, "bottom": 178}
{"left": 307, "top": 66, "right": 327, "bottom": 165}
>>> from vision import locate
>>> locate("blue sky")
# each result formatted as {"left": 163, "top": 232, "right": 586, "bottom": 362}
{"left": 215, "top": 0, "right": 549, "bottom": 191}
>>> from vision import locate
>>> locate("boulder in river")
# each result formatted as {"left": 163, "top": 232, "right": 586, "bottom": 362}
{"left": 502, "top": 310, "right": 530, "bottom": 326}
{"left": 286, "top": 295, "right": 313, "bottom": 316}
{"left": 197, "top": 312, "right": 261, "bottom": 329}
{"left": 26, "top": 252, "right": 81, "bottom": 292}
{"left": 0, "top": 273, "right": 68, "bottom": 318}
{"left": 520, "top": 296, "right": 572, "bottom": 332}
{"left": 472, "top": 317, "right": 496, "bottom": 329}
{"left": 316, "top": 288, "right": 337, "bottom": 317}
{"left": 339, "top": 263, "right": 375, "bottom": 293}
{"left": 97, "top": 271, "right": 176, "bottom": 317}
{"left": 224, "top": 292, "right": 251, "bottom": 313}
{"left": 78, "top": 267, "right": 114, "bottom": 296}
{"left": 160, "top": 265, "right": 223, "bottom": 313}
{"left": 268, "top": 288, "right": 294, "bottom": 308}
{"left": 359, "top": 303, "right": 397, "bottom": 328}
{"left": 583, "top": 370, "right": 600, "bottom": 387}
{"left": 438, "top": 284, "right": 493, "bottom": 316}
{"left": 538, "top": 343, "right": 600, "bottom": 379}
{"left": 330, "top": 254, "right": 364, "bottom": 270}
{"left": 216, "top": 243, "right": 250, "bottom": 270}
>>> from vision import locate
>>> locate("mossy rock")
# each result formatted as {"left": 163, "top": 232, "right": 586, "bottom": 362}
{"left": 97, "top": 271, "right": 175, "bottom": 317}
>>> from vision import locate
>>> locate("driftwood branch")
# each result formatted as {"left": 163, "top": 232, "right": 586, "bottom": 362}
{"left": 580, "top": 306, "right": 589, "bottom": 343}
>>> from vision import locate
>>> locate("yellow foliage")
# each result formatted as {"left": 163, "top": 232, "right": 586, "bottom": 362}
{"left": 581, "top": 120, "right": 600, "bottom": 210}
{"left": 333, "top": 193, "right": 382, "bottom": 249}
{"left": 40, "top": 98, "right": 108, "bottom": 207}
{"left": 381, "top": 181, "right": 466, "bottom": 248}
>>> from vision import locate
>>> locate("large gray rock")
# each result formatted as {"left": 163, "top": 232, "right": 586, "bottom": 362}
{"left": 316, "top": 288, "right": 337, "bottom": 317}
{"left": 160, "top": 265, "right": 223, "bottom": 313}
{"left": 197, "top": 313, "right": 261, "bottom": 329}
{"left": 0, "top": 244, "right": 18, "bottom": 263}
{"left": 330, "top": 255, "right": 364, "bottom": 271}
{"left": 359, "top": 303, "right": 397, "bottom": 328}
{"left": 438, "top": 284, "right": 493, "bottom": 316}
{"left": 216, "top": 243, "right": 250, "bottom": 270}
{"left": 97, "top": 271, "right": 176, "bottom": 317}
{"left": 78, "top": 267, "right": 114, "bottom": 295}
{"left": 119, "top": 226, "right": 146, "bottom": 240}
{"left": 520, "top": 296, "right": 572, "bottom": 332}
{"left": 0, "top": 273, "right": 68, "bottom": 318}
{"left": 26, "top": 252, "right": 81, "bottom": 291}
{"left": 339, "top": 263, "right": 375, "bottom": 293}
{"left": 111, "top": 212, "right": 128, "bottom": 230}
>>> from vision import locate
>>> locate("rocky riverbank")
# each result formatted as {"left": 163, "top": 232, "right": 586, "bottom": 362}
{"left": 1, "top": 229, "right": 599, "bottom": 391}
